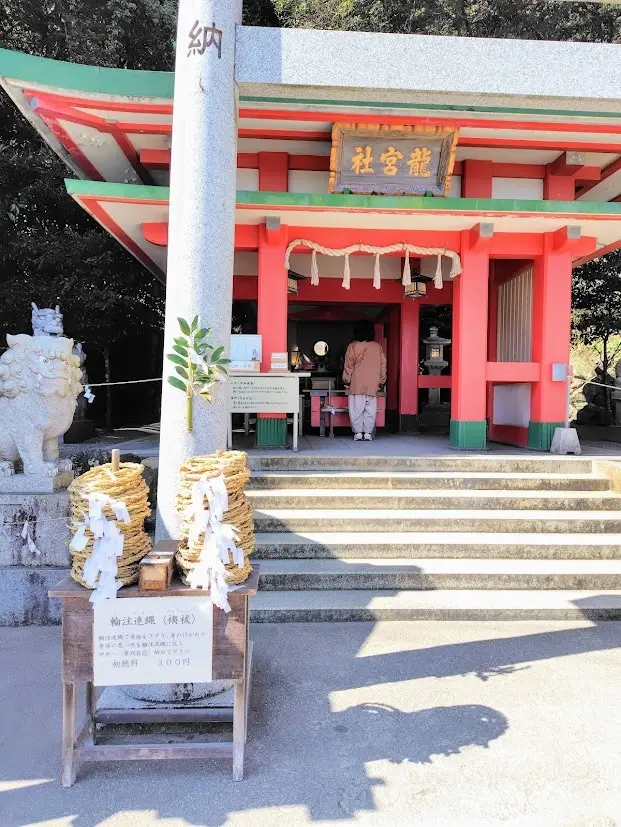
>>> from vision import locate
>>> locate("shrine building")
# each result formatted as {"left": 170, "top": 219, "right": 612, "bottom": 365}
{"left": 4, "top": 18, "right": 621, "bottom": 459}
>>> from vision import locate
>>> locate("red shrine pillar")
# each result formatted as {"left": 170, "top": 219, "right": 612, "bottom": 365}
{"left": 256, "top": 221, "right": 289, "bottom": 447}
{"left": 528, "top": 236, "right": 572, "bottom": 449}
{"left": 399, "top": 299, "right": 420, "bottom": 431}
{"left": 450, "top": 229, "right": 490, "bottom": 449}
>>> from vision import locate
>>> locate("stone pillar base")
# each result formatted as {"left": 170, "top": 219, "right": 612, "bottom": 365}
{"left": 256, "top": 417, "right": 288, "bottom": 447}
{"left": 449, "top": 420, "right": 487, "bottom": 450}
{"left": 0, "top": 490, "right": 71, "bottom": 625}
{"left": 527, "top": 421, "right": 564, "bottom": 451}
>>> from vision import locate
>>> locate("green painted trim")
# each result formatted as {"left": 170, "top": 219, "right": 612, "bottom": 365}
{"left": 0, "top": 48, "right": 173, "bottom": 98}
{"left": 238, "top": 189, "right": 621, "bottom": 217}
{"left": 527, "top": 421, "right": 563, "bottom": 451}
{"left": 449, "top": 420, "right": 487, "bottom": 450}
{"left": 65, "top": 179, "right": 170, "bottom": 200}
{"left": 256, "top": 417, "right": 288, "bottom": 448}
{"left": 239, "top": 94, "right": 621, "bottom": 123}
{"left": 66, "top": 179, "right": 621, "bottom": 218}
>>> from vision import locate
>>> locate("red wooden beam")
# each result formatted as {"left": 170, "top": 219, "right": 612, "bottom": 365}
{"left": 486, "top": 362, "right": 540, "bottom": 382}
{"left": 238, "top": 107, "right": 621, "bottom": 137}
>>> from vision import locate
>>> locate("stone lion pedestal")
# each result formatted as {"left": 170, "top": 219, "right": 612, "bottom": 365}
{"left": 0, "top": 333, "right": 81, "bottom": 625}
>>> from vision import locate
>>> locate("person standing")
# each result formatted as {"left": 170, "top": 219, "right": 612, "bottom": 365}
{"left": 342, "top": 321, "right": 387, "bottom": 441}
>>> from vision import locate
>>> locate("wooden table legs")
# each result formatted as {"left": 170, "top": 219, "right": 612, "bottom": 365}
{"left": 61, "top": 682, "right": 77, "bottom": 788}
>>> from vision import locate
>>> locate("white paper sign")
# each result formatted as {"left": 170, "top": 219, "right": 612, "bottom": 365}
{"left": 93, "top": 596, "right": 213, "bottom": 686}
{"left": 229, "top": 374, "right": 300, "bottom": 413}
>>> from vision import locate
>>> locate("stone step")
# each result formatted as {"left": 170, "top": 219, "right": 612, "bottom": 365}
{"left": 253, "top": 508, "right": 621, "bottom": 534}
{"left": 248, "top": 455, "right": 595, "bottom": 474}
{"left": 257, "top": 558, "right": 621, "bottom": 591}
{"left": 246, "top": 470, "right": 610, "bottom": 492}
{"left": 246, "top": 488, "right": 621, "bottom": 512}
{"left": 253, "top": 531, "right": 621, "bottom": 560}
{"left": 250, "top": 588, "right": 621, "bottom": 622}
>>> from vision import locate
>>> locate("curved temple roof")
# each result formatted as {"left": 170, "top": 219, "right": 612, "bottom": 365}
{"left": 5, "top": 28, "right": 621, "bottom": 278}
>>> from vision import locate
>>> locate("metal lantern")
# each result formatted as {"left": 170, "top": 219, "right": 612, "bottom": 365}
{"left": 288, "top": 270, "right": 306, "bottom": 295}
{"left": 404, "top": 278, "right": 427, "bottom": 298}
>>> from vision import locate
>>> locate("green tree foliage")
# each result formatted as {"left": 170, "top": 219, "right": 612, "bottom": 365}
{"left": 572, "top": 252, "right": 621, "bottom": 418}
{"left": 273, "top": 0, "right": 621, "bottom": 41}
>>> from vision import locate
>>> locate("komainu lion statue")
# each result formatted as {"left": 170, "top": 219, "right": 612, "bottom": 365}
{"left": 0, "top": 334, "right": 82, "bottom": 476}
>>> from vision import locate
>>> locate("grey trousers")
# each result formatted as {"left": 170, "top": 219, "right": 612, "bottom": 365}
{"left": 348, "top": 394, "right": 377, "bottom": 434}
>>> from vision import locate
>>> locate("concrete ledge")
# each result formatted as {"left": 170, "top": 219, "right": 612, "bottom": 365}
{"left": 0, "top": 566, "right": 66, "bottom": 625}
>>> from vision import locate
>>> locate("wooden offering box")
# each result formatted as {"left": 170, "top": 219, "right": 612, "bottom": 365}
{"left": 49, "top": 545, "right": 258, "bottom": 786}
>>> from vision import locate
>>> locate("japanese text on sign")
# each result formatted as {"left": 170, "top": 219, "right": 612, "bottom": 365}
{"left": 187, "top": 20, "right": 222, "bottom": 58}
{"left": 330, "top": 124, "right": 458, "bottom": 196}
{"left": 93, "top": 596, "right": 213, "bottom": 685}
{"left": 229, "top": 375, "right": 300, "bottom": 414}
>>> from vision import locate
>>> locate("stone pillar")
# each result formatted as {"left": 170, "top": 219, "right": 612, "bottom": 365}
{"left": 399, "top": 300, "right": 420, "bottom": 432}
{"left": 529, "top": 239, "right": 572, "bottom": 450}
{"left": 156, "top": 0, "right": 242, "bottom": 540}
{"left": 256, "top": 222, "right": 289, "bottom": 447}
{"left": 450, "top": 231, "right": 490, "bottom": 449}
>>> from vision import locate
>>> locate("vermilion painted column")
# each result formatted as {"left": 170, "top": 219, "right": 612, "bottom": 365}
{"left": 462, "top": 160, "right": 493, "bottom": 198}
{"left": 258, "top": 152, "right": 289, "bottom": 192}
{"left": 544, "top": 173, "right": 575, "bottom": 201}
{"left": 528, "top": 237, "right": 572, "bottom": 450}
{"left": 256, "top": 222, "right": 289, "bottom": 447}
{"left": 399, "top": 299, "right": 420, "bottom": 432}
{"left": 450, "top": 230, "right": 490, "bottom": 449}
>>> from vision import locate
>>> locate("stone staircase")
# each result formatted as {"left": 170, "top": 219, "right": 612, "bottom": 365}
{"left": 246, "top": 455, "right": 621, "bottom": 621}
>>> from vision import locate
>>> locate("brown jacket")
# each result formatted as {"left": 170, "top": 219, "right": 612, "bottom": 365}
{"left": 343, "top": 340, "right": 387, "bottom": 397}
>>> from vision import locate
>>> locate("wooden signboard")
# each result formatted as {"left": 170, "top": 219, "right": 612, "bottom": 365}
{"left": 329, "top": 123, "right": 458, "bottom": 196}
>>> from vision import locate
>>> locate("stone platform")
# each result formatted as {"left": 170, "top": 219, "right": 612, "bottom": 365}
{"left": 0, "top": 489, "right": 71, "bottom": 625}
{"left": 0, "top": 471, "right": 73, "bottom": 494}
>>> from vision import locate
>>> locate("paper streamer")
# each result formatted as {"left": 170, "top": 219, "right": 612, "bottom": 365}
{"left": 434, "top": 254, "right": 444, "bottom": 289}
{"left": 71, "top": 490, "right": 127, "bottom": 602}
{"left": 402, "top": 249, "right": 412, "bottom": 286}
{"left": 310, "top": 249, "right": 319, "bottom": 286}
{"left": 21, "top": 522, "right": 40, "bottom": 556}
{"left": 185, "top": 472, "right": 245, "bottom": 612}
{"left": 373, "top": 253, "right": 381, "bottom": 290}
{"left": 342, "top": 253, "right": 351, "bottom": 290}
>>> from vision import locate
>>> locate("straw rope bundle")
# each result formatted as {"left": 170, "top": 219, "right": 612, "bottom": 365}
{"left": 175, "top": 451, "right": 254, "bottom": 586}
{"left": 68, "top": 462, "right": 152, "bottom": 588}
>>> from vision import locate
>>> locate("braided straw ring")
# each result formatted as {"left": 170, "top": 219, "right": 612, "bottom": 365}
{"left": 68, "top": 461, "right": 152, "bottom": 589}
{"left": 175, "top": 451, "right": 254, "bottom": 586}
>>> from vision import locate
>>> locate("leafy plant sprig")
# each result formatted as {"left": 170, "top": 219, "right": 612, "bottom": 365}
{"left": 166, "top": 316, "right": 230, "bottom": 432}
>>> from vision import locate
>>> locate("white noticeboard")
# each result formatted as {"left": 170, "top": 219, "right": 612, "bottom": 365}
{"left": 93, "top": 596, "right": 213, "bottom": 686}
{"left": 229, "top": 374, "right": 300, "bottom": 414}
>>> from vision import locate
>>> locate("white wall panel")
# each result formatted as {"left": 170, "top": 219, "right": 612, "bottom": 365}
{"left": 492, "top": 177, "right": 544, "bottom": 200}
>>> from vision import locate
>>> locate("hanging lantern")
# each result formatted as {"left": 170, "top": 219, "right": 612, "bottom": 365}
{"left": 288, "top": 270, "right": 305, "bottom": 295}
{"left": 403, "top": 277, "right": 427, "bottom": 298}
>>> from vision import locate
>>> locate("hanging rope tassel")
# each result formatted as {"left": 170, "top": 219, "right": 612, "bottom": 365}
{"left": 310, "top": 249, "right": 319, "bottom": 286}
{"left": 373, "top": 253, "right": 381, "bottom": 290}
{"left": 402, "top": 249, "right": 412, "bottom": 286}
{"left": 434, "top": 254, "right": 444, "bottom": 289}
{"left": 342, "top": 253, "right": 351, "bottom": 290}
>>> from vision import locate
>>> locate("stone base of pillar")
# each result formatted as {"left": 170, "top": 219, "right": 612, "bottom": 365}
{"left": 449, "top": 420, "right": 487, "bottom": 450}
{"left": 527, "top": 421, "right": 564, "bottom": 451}
{"left": 256, "top": 417, "right": 288, "bottom": 448}
{"left": 398, "top": 414, "right": 419, "bottom": 433}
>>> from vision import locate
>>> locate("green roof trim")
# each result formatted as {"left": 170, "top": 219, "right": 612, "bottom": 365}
{"left": 0, "top": 48, "right": 173, "bottom": 98}
{"left": 65, "top": 179, "right": 621, "bottom": 218}
{"left": 236, "top": 190, "right": 621, "bottom": 216}
{"left": 239, "top": 94, "right": 621, "bottom": 123}
{"left": 65, "top": 179, "right": 170, "bottom": 199}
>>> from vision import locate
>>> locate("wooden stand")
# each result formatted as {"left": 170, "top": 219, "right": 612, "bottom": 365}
{"left": 49, "top": 553, "right": 259, "bottom": 786}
